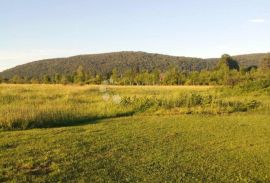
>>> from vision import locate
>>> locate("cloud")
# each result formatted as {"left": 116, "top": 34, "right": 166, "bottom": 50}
{"left": 249, "top": 19, "right": 266, "bottom": 23}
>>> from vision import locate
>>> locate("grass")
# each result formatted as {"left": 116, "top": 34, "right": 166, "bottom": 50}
{"left": 0, "top": 84, "right": 267, "bottom": 130}
{"left": 1, "top": 115, "right": 270, "bottom": 182}
{"left": 0, "top": 84, "right": 270, "bottom": 182}
{"left": 0, "top": 85, "right": 216, "bottom": 129}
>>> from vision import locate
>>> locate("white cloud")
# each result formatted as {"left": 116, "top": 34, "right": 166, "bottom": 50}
{"left": 249, "top": 19, "right": 266, "bottom": 23}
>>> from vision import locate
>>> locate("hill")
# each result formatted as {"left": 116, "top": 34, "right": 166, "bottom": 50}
{"left": 233, "top": 53, "right": 267, "bottom": 68}
{"left": 0, "top": 51, "right": 267, "bottom": 79}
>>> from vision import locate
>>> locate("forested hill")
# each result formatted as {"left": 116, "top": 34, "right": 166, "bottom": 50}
{"left": 233, "top": 53, "right": 267, "bottom": 68}
{"left": 0, "top": 51, "right": 267, "bottom": 79}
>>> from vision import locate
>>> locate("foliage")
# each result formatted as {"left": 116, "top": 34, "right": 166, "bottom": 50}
{"left": 0, "top": 52, "right": 268, "bottom": 80}
{"left": 1, "top": 54, "right": 269, "bottom": 86}
{"left": 217, "top": 54, "right": 240, "bottom": 71}
{"left": 120, "top": 93, "right": 261, "bottom": 114}
{"left": 238, "top": 79, "right": 270, "bottom": 92}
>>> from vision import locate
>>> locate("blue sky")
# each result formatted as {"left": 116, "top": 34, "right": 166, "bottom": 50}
{"left": 0, "top": 0, "right": 269, "bottom": 71}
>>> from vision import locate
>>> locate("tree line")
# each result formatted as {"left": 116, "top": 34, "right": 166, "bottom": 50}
{"left": 1, "top": 54, "right": 270, "bottom": 86}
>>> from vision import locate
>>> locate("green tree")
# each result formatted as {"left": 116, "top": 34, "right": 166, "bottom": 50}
{"left": 198, "top": 71, "right": 210, "bottom": 85}
{"left": 152, "top": 69, "right": 161, "bottom": 85}
{"left": 110, "top": 68, "right": 119, "bottom": 84}
{"left": 65, "top": 75, "right": 74, "bottom": 84}
{"left": 11, "top": 75, "right": 23, "bottom": 84}
{"left": 217, "top": 54, "right": 240, "bottom": 71}
{"left": 74, "top": 65, "right": 85, "bottom": 84}
{"left": 189, "top": 71, "right": 200, "bottom": 85}
{"left": 54, "top": 74, "right": 61, "bottom": 84}
{"left": 224, "top": 70, "right": 241, "bottom": 86}
{"left": 215, "top": 54, "right": 240, "bottom": 85}
{"left": 43, "top": 75, "right": 51, "bottom": 84}
{"left": 138, "top": 71, "right": 153, "bottom": 85}
{"left": 163, "top": 67, "right": 179, "bottom": 85}
{"left": 134, "top": 72, "right": 144, "bottom": 85}
{"left": 60, "top": 75, "right": 68, "bottom": 85}
{"left": 123, "top": 70, "right": 135, "bottom": 85}
{"left": 177, "top": 72, "right": 186, "bottom": 85}
{"left": 95, "top": 75, "right": 102, "bottom": 84}
{"left": 208, "top": 71, "right": 219, "bottom": 85}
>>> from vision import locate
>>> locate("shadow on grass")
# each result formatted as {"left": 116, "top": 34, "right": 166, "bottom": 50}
{"left": 32, "top": 110, "right": 137, "bottom": 129}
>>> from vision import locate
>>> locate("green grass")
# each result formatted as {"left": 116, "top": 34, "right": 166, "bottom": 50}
{"left": 1, "top": 115, "right": 270, "bottom": 182}
{"left": 0, "top": 84, "right": 270, "bottom": 182}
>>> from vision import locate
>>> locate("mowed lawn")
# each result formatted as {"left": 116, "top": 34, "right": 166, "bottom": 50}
{"left": 1, "top": 114, "right": 270, "bottom": 182}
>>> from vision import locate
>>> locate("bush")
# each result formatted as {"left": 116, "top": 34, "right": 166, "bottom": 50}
{"left": 239, "top": 79, "right": 270, "bottom": 92}
{"left": 120, "top": 94, "right": 260, "bottom": 114}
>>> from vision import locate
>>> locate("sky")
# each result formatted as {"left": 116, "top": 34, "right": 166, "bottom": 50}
{"left": 0, "top": 0, "right": 270, "bottom": 71}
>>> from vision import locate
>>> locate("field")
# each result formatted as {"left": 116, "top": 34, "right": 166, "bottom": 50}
{"left": 0, "top": 84, "right": 270, "bottom": 182}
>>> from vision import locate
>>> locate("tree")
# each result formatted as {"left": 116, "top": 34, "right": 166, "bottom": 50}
{"left": 134, "top": 72, "right": 144, "bottom": 85}
{"left": 43, "top": 75, "right": 51, "bottom": 84}
{"left": 163, "top": 67, "right": 179, "bottom": 85}
{"left": 260, "top": 54, "right": 270, "bottom": 70}
{"left": 177, "top": 72, "right": 186, "bottom": 85}
{"left": 11, "top": 75, "right": 23, "bottom": 84}
{"left": 95, "top": 75, "right": 102, "bottom": 84}
{"left": 110, "top": 68, "right": 119, "bottom": 84}
{"left": 198, "top": 71, "right": 210, "bottom": 85}
{"left": 85, "top": 75, "right": 101, "bottom": 84}
{"left": 122, "top": 70, "right": 135, "bottom": 85}
{"left": 142, "top": 71, "right": 155, "bottom": 85}
{"left": 208, "top": 71, "right": 219, "bottom": 85}
{"left": 74, "top": 65, "right": 85, "bottom": 84}
{"left": 152, "top": 69, "right": 161, "bottom": 85}
{"left": 242, "top": 66, "right": 257, "bottom": 73}
{"left": 223, "top": 70, "right": 241, "bottom": 86}
{"left": 215, "top": 54, "right": 240, "bottom": 85}
{"left": 185, "top": 72, "right": 198, "bottom": 85}
{"left": 217, "top": 54, "right": 240, "bottom": 71}
{"left": 63, "top": 75, "right": 73, "bottom": 84}
{"left": 60, "top": 75, "right": 68, "bottom": 85}
{"left": 54, "top": 74, "right": 61, "bottom": 84}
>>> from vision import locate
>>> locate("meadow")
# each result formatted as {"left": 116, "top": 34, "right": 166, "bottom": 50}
{"left": 0, "top": 84, "right": 270, "bottom": 182}
{"left": 0, "top": 84, "right": 267, "bottom": 130}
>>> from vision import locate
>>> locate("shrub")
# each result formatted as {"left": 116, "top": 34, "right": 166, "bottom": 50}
{"left": 239, "top": 79, "right": 270, "bottom": 92}
{"left": 120, "top": 94, "right": 261, "bottom": 114}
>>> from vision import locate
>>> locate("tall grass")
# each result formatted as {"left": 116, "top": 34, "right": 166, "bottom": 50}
{"left": 120, "top": 93, "right": 260, "bottom": 114}
{"left": 0, "top": 84, "right": 267, "bottom": 130}
{"left": 0, "top": 85, "right": 130, "bottom": 129}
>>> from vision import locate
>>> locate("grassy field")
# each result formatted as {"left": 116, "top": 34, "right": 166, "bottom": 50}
{"left": 0, "top": 84, "right": 266, "bottom": 130}
{"left": 0, "top": 84, "right": 270, "bottom": 182}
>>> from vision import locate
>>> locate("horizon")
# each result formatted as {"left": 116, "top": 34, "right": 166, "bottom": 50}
{"left": 1, "top": 0, "right": 270, "bottom": 71}
{"left": 1, "top": 50, "right": 269, "bottom": 72}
